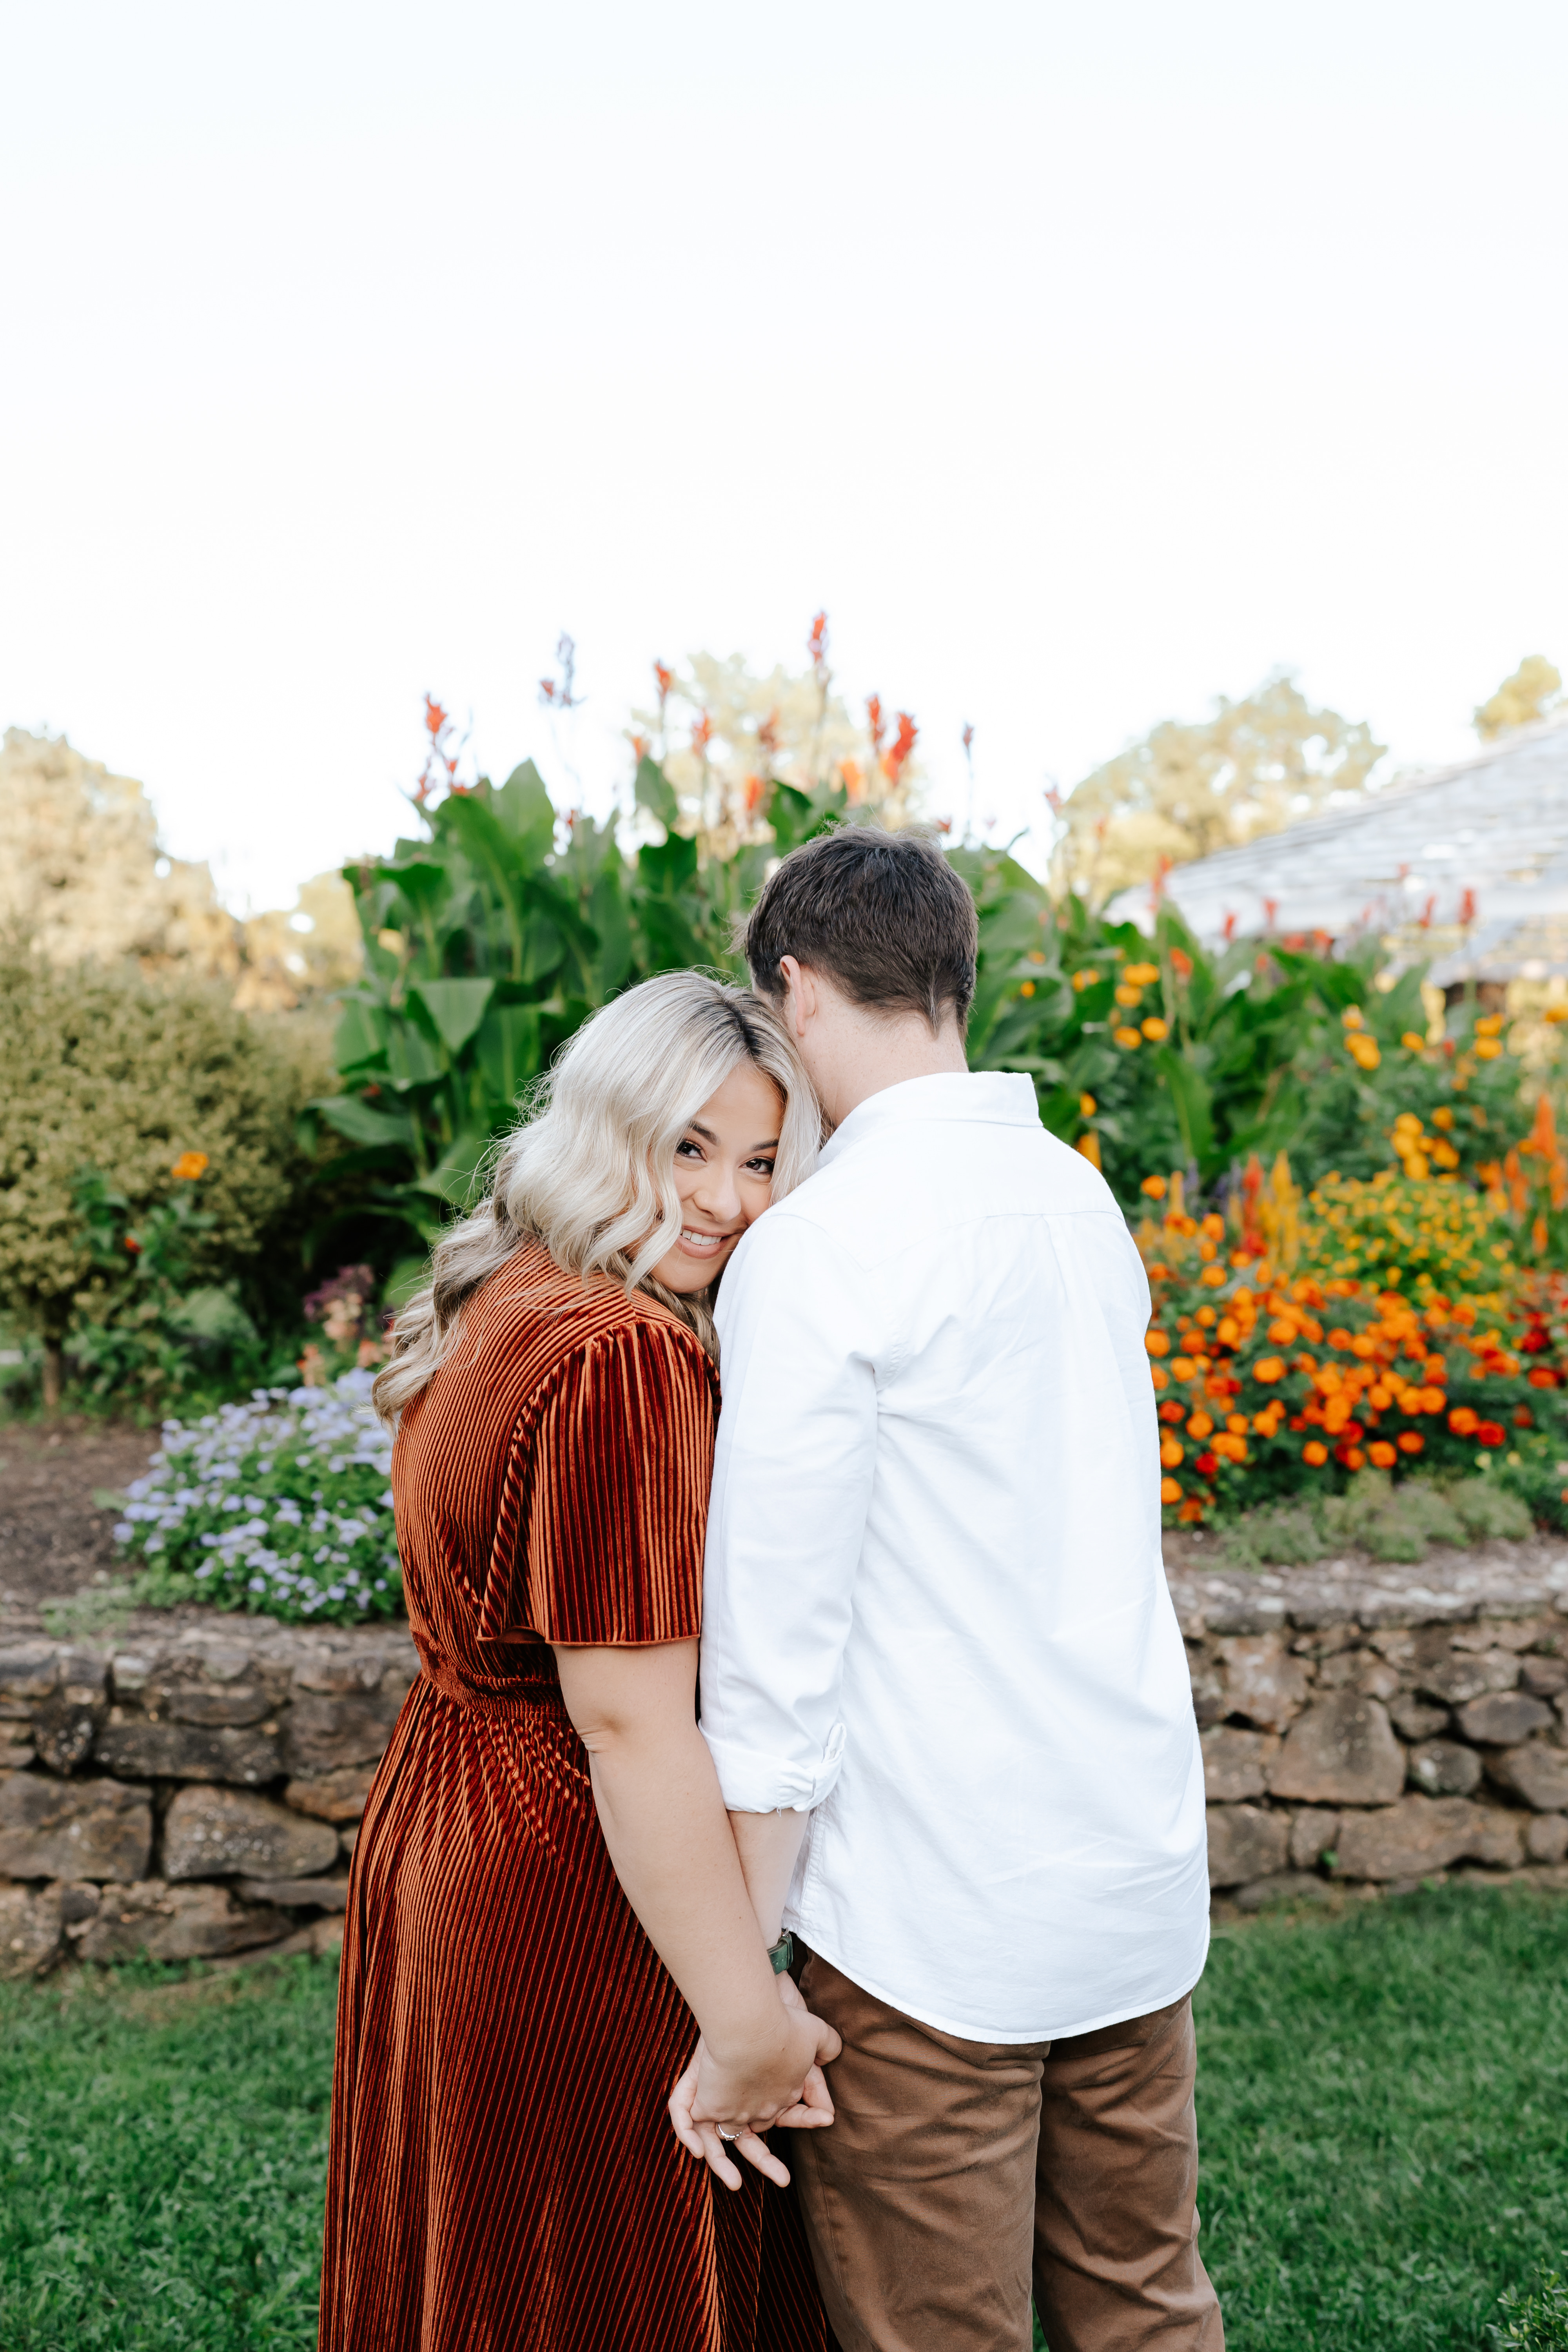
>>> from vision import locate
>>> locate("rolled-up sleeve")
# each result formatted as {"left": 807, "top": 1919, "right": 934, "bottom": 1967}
{"left": 700, "top": 1210, "right": 878, "bottom": 1812}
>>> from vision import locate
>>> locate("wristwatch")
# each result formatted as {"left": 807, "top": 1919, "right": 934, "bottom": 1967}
{"left": 767, "top": 1931, "right": 795, "bottom": 1975}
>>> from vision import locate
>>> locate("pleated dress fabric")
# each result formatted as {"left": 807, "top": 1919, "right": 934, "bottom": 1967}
{"left": 319, "top": 1241, "right": 835, "bottom": 2352}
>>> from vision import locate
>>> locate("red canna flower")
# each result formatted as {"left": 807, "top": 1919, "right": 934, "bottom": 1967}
{"left": 691, "top": 713, "right": 713, "bottom": 753}
{"left": 1222, "top": 912, "right": 1237, "bottom": 943}
{"left": 866, "top": 695, "right": 885, "bottom": 755}
{"left": 1171, "top": 947, "right": 1193, "bottom": 980}
{"left": 125, "top": 1234, "right": 142, "bottom": 1255}
{"left": 807, "top": 612, "right": 829, "bottom": 677}
{"left": 882, "top": 711, "right": 918, "bottom": 784}
{"left": 424, "top": 695, "right": 446, "bottom": 739}
{"left": 1458, "top": 887, "right": 1477, "bottom": 926}
{"left": 654, "top": 661, "right": 674, "bottom": 706}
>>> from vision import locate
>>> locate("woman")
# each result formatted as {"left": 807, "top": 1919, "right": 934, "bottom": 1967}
{"left": 319, "top": 972, "right": 840, "bottom": 2352}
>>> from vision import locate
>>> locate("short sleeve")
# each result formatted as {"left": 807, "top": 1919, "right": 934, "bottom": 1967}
{"left": 521, "top": 1318, "right": 717, "bottom": 1646}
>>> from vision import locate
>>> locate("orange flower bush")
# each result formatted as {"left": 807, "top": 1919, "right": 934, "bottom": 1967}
{"left": 1138, "top": 1157, "right": 1568, "bottom": 1526}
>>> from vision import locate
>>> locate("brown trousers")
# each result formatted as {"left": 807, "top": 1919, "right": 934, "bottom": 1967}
{"left": 791, "top": 1954, "right": 1223, "bottom": 2352}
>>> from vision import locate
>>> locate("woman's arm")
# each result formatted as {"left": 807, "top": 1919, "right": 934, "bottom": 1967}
{"left": 552, "top": 1637, "right": 839, "bottom": 2188}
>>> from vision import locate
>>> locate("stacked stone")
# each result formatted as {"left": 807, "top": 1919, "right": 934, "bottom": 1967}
{"left": 1172, "top": 1548, "right": 1568, "bottom": 1910}
{"left": 4, "top": 1543, "right": 1568, "bottom": 1974}
{"left": 0, "top": 1620, "right": 416, "bottom": 1975}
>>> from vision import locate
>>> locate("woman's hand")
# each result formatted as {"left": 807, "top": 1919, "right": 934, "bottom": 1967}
{"left": 668, "top": 1991, "right": 839, "bottom": 2191}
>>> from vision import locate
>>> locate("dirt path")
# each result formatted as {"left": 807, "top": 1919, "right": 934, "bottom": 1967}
{"left": 0, "top": 1418, "right": 159, "bottom": 1632}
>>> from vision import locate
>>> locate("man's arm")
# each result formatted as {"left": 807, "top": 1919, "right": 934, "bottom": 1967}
{"left": 554, "top": 1638, "right": 839, "bottom": 2189}
{"left": 699, "top": 1211, "right": 880, "bottom": 1818}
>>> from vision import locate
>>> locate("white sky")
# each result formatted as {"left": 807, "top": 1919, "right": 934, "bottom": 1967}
{"left": 4, "top": 0, "right": 1567, "bottom": 912}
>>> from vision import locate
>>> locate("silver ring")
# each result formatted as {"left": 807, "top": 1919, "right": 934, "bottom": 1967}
{"left": 716, "top": 2127, "right": 739, "bottom": 2143}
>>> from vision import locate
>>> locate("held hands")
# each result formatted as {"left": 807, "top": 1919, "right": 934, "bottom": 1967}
{"left": 668, "top": 1976, "right": 840, "bottom": 2192}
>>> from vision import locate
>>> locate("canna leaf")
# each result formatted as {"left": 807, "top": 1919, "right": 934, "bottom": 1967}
{"left": 408, "top": 978, "right": 496, "bottom": 1055}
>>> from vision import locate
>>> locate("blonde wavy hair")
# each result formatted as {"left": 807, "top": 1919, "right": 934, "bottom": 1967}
{"left": 372, "top": 971, "right": 821, "bottom": 1422}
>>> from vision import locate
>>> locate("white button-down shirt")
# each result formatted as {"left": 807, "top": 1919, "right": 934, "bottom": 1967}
{"left": 699, "top": 1070, "right": 1209, "bottom": 2042}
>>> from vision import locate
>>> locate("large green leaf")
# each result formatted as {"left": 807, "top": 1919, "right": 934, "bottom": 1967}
{"left": 635, "top": 755, "right": 679, "bottom": 829}
{"left": 491, "top": 761, "right": 557, "bottom": 865}
{"left": 380, "top": 858, "right": 450, "bottom": 921}
{"left": 475, "top": 1002, "right": 542, "bottom": 1107}
{"left": 310, "top": 1095, "right": 417, "bottom": 1149}
{"left": 385, "top": 1017, "right": 445, "bottom": 1091}
{"left": 333, "top": 997, "right": 390, "bottom": 1076}
{"left": 413, "top": 1129, "right": 497, "bottom": 1208}
{"left": 409, "top": 977, "right": 496, "bottom": 1054}
{"left": 1153, "top": 1045, "right": 1216, "bottom": 1170}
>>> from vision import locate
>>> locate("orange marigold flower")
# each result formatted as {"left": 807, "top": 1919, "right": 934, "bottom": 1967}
{"left": 1416, "top": 1386, "right": 1446, "bottom": 1412}
{"left": 1178, "top": 1497, "right": 1205, "bottom": 1523}
{"left": 1160, "top": 1437, "right": 1185, "bottom": 1468}
{"left": 1474, "top": 1038, "right": 1503, "bottom": 1060}
{"left": 1528, "top": 1367, "right": 1559, "bottom": 1388}
{"left": 1160, "top": 1476, "right": 1183, "bottom": 1505}
{"left": 1341, "top": 1446, "right": 1368, "bottom": 1469}
{"left": 1302, "top": 1440, "right": 1328, "bottom": 1465}
{"left": 1195, "top": 1450, "right": 1219, "bottom": 1475}
{"left": 1397, "top": 1431, "right": 1424, "bottom": 1454}
{"left": 1077, "top": 1132, "right": 1102, "bottom": 1170}
{"left": 1252, "top": 1356, "right": 1286, "bottom": 1383}
{"left": 1151, "top": 1366, "right": 1168, "bottom": 1389}
{"left": 1145, "top": 1330, "right": 1171, "bottom": 1356}
{"left": 171, "top": 1151, "right": 209, "bottom": 1181}
{"left": 1402, "top": 1031, "right": 1428, "bottom": 1051}
{"left": 1448, "top": 1406, "right": 1479, "bottom": 1435}
{"left": 1141, "top": 1016, "right": 1169, "bottom": 1042}
{"left": 1367, "top": 1441, "right": 1397, "bottom": 1467}
{"left": 1114, "top": 1026, "right": 1143, "bottom": 1049}
{"left": 1475, "top": 1420, "right": 1506, "bottom": 1446}
{"left": 1172, "top": 1356, "right": 1197, "bottom": 1379}
{"left": 1141, "top": 1174, "right": 1168, "bottom": 1198}
{"left": 1079, "top": 1092, "right": 1097, "bottom": 1116}
{"left": 1187, "top": 1410, "right": 1215, "bottom": 1439}
{"left": 1199, "top": 1265, "right": 1227, "bottom": 1289}
{"left": 1347, "top": 1033, "right": 1381, "bottom": 1070}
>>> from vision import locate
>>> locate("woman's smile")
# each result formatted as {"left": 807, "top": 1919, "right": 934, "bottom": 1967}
{"left": 675, "top": 1225, "right": 737, "bottom": 1260}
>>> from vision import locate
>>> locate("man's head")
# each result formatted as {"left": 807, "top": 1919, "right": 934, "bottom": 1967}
{"left": 740, "top": 826, "right": 977, "bottom": 1124}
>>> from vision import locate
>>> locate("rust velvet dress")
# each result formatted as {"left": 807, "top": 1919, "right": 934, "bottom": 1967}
{"left": 319, "top": 1241, "right": 835, "bottom": 2352}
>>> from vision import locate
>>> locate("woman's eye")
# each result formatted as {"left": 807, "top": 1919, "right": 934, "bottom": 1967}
{"left": 675, "top": 1138, "right": 703, "bottom": 1161}
{"left": 745, "top": 1157, "right": 776, "bottom": 1178}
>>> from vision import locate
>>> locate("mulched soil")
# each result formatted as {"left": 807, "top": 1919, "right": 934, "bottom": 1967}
{"left": 0, "top": 1417, "right": 159, "bottom": 1632}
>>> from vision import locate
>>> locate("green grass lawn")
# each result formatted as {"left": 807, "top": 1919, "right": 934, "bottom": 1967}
{"left": 1, "top": 1887, "right": 1565, "bottom": 2351}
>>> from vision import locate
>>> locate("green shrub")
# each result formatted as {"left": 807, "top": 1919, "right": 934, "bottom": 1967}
{"left": 1494, "top": 2255, "right": 1568, "bottom": 2351}
{"left": 0, "top": 950, "right": 328, "bottom": 1406}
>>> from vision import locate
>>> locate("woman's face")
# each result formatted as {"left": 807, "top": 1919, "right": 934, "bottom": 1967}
{"left": 650, "top": 1061, "right": 785, "bottom": 1295}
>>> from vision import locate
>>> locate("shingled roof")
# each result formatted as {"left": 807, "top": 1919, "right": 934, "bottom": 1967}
{"left": 1106, "top": 715, "right": 1568, "bottom": 983}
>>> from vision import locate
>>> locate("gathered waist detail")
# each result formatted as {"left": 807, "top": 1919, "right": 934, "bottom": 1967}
{"left": 415, "top": 1639, "right": 566, "bottom": 1719}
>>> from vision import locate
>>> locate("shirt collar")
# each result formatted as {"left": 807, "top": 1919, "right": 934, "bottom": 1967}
{"left": 817, "top": 1071, "right": 1040, "bottom": 1168}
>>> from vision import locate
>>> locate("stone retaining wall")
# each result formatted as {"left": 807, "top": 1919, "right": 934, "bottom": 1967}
{"left": 3, "top": 1544, "right": 1568, "bottom": 1972}
{"left": 1169, "top": 1545, "right": 1568, "bottom": 1911}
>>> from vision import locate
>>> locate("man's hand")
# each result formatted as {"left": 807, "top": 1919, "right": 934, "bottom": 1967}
{"left": 668, "top": 1995, "right": 840, "bottom": 2190}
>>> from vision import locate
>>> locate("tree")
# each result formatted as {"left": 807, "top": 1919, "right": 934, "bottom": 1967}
{"left": 0, "top": 726, "right": 360, "bottom": 1011}
{"left": 1052, "top": 673, "right": 1387, "bottom": 904}
{"left": 1474, "top": 655, "right": 1563, "bottom": 741}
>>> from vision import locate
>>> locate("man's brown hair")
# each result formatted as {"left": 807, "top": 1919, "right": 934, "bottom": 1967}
{"left": 741, "top": 825, "right": 978, "bottom": 1033}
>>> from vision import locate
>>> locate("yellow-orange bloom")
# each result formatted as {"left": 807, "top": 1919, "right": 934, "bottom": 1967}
{"left": 1347, "top": 1033, "right": 1381, "bottom": 1071}
{"left": 1187, "top": 1411, "right": 1215, "bottom": 1439}
{"left": 1474, "top": 1038, "right": 1503, "bottom": 1059}
{"left": 1402, "top": 1031, "right": 1428, "bottom": 1051}
{"left": 1160, "top": 1437, "right": 1185, "bottom": 1468}
{"left": 1145, "top": 1330, "right": 1171, "bottom": 1356}
{"left": 171, "top": 1151, "right": 209, "bottom": 1181}
{"left": 1124, "top": 962, "right": 1161, "bottom": 986}
{"left": 1160, "top": 1476, "right": 1183, "bottom": 1505}
{"left": 1199, "top": 1265, "right": 1227, "bottom": 1289}
{"left": 1141, "top": 1016, "right": 1169, "bottom": 1042}
{"left": 1171, "top": 1355, "right": 1197, "bottom": 1379}
{"left": 1114, "top": 1026, "right": 1143, "bottom": 1049}
{"left": 1448, "top": 1405, "right": 1479, "bottom": 1435}
{"left": 1211, "top": 1432, "right": 1248, "bottom": 1463}
{"left": 1079, "top": 1093, "right": 1097, "bottom": 1116}
{"left": 1302, "top": 1440, "right": 1328, "bottom": 1465}
{"left": 1077, "top": 1132, "right": 1102, "bottom": 1169}
{"left": 1367, "top": 1441, "right": 1397, "bottom": 1467}
{"left": 1252, "top": 1356, "right": 1286, "bottom": 1383}
{"left": 1141, "top": 1174, "right": 1168, "bottom": 1199}
{"left": 1398, "top": 1430, "right": 1424, "bottom": 1453}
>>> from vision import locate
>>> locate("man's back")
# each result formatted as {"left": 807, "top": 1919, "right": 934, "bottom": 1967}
{"left": 701, "top": 1069, "right": 1209, "bottom": 2041}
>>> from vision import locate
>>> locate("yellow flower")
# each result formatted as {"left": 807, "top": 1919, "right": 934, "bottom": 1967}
{"left": 1079, "top": 1093, "right": 1097, "bottom": 1116}
{"left": 1401, "top": 1031, "right": 1428, "bottom": 1051}
{"left": 1474, "top": 1038, "right": 1503, "bottom": 1060}
{"left": 1346, "top": 1033, "right": 1381, "bottom": 1071}
{"left": 1141, "top": 1174, "right": 1168, "bottom": 1199}
{"left": 1020, "top": 980, "right": 1036, "bottom": 997}
{"left": 1114, "top": 1026, "right": 1143, "bottom": 1049}
{"left": 1141, "top": 1017, "right": 1169, "bottom": 1042}
{"left": 171, "top": 1151, "right": 209, "bottom": 1181}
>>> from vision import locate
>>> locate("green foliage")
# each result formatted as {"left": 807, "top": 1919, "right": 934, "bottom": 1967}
{"left": 311, "top": 763, "right": 848, "bottom": 1257}
{"left": 1494, "top": 2255, "right": 1568, "bottom": 2351}
{"left": 0, "top": 950, "right": 330, "bottom": 1400}
{"left": 0, "top": 1958, "right": 335, "bottom": 2352}
{"left": 1187, "top": 1886, "right": 1568, "bottom": 2352}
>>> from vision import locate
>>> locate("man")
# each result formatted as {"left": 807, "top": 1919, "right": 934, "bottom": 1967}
{"left": 697, "top": 827, "right": 1219, "bottom": 2351}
